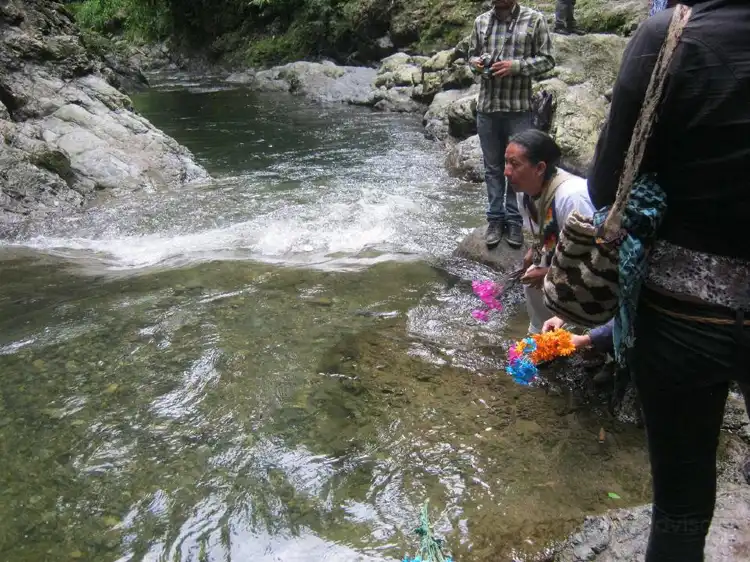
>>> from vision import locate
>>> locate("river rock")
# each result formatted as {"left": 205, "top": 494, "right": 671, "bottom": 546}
{"left": 249, "top": 61, "right": 378, "bottom": 105}
{"left": 575, "top": 0, "right": 649, "bottom": 35}
{"left": 536, "top": 78, "right": 609, "bottom": 176}
{"left": 538, "top": 33, "right": 629, "bottom": 174}
{"left": 446, "top": 93, "right": 478, "bottom": 139}
{"left": 551, "top": 33, "right": 629, "bottom": 93}
{"left": 372, "top": 86, "right": 425, "bottom": 113}
{"left": 553, "top": 485, "right": 750, "bottom": 562}
{"left": 0, "top": 0, "right": 209, "bottom": 229}
{"left": 422, "top": 49, "right": 458, "bottom": 73}
{"left": 453, "top": 225, "right": 528, "bottom": 271}
{"left": 374, "top": 63, "right": 422, "bottom": 89}
{"left": 378, "top": 52, "right": 416, "bottom": 73}
{"left": 423, "top": 87, "right": 475, "bottom": 142}
{"left": 445, "top": 134, "right": 483, "bottom": 182}
{"left": 420, "top": 60, "right": 475, "bottom": 101}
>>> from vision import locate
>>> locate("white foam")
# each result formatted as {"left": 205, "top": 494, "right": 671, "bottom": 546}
{"left": 3, "top": 191, "right": 429, "bottom": 271}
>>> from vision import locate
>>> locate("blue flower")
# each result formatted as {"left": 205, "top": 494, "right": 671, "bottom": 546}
{"left": 508, "top": 356, "right": 537, "bottom": 385}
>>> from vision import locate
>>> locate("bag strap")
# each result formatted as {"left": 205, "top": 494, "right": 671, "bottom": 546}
{"left": 528, "top": 168, "right": 571, "bottom": 244}
{"left": 601, "top": 5, "right": 692, "bottom": 240}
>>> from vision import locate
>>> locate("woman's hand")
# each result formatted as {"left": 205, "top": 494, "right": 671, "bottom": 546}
{"left": 543, "top": 316, "right": 564, "bottom": 332}
{"left": 521, "top": 266, "right": 548, "bottom": 289}
{"left": 572, "top": 334, "right": 592, "bottom": 349}
{"left": 523, "top": 247, "right": 534, "bottom": 270}
{"left": 544, "top": 318, "right": 592, "bottom": 349}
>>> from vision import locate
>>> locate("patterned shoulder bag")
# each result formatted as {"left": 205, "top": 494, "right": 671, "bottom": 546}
{"left": 542, "top": 6, "right": 692, "bottom": 328}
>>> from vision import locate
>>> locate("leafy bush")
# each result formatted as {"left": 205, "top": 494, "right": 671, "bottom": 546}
{"left": 72, "top": 0, "right": 171, "bottom": 40}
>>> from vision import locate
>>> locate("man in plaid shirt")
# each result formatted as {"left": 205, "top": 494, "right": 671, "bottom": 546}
{"left": 468, "top": 0, "right": 555, "bottom": 247}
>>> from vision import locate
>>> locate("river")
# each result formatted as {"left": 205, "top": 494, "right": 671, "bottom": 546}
{"left": 0, "top": 77, "right": 650, "bottom": 562}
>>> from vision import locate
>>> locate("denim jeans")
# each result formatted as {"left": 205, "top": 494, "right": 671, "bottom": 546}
{"left": 476, "top": 111, "right": 530, "bottom": 225}
{"left": 556, "top": 0, "right": 576, "bottom": 27}
{"left": 633, "top": 288, "right": 750, "bottom": 561}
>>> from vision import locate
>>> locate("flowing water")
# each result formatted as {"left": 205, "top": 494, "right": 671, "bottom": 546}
{"left": 0, "top": 78, "right": 651, "bottom": 562}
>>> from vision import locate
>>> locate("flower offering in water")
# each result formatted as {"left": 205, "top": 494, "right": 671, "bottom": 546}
{"left": 506, "top": 330, "right": 576, "bottom": 385}
{"left": 470, "top": 280, "right": 504, "bottom": 322}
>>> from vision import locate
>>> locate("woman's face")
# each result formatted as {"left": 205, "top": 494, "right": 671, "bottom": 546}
{"left": 504, "top": 142, "right": 546, "bottom": 197}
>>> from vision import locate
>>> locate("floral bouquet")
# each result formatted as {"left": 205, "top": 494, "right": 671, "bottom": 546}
{"left": 506, "top": 330, "right": 576, "bottom": 385}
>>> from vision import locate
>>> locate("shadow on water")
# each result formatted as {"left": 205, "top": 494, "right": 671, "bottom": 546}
{"left": 0, "top": 82, "right": 651, "bottom": 562}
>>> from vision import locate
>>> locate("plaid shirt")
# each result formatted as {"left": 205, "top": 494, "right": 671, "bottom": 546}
{"left": 468, "top": 4, "right": 555, "bottom": 113}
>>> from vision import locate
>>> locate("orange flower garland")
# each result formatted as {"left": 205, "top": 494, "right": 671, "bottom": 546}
{"left": 507, "top": 329, "right": 577, "bottom": 385}
{"left": 519, "top": 329, "right": 576, "bottom": 363}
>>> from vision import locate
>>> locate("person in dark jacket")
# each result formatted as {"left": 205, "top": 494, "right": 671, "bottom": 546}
{"left": 587, "top": 1, "right": 750, "bottom": 560}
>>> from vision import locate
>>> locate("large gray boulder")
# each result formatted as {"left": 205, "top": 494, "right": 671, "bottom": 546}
{"left": 233, "top": 61, "right": 378, "bottom": 105}
{"left": 0, "top": 0, "right": 209, "bottom": 229}
{"left": 445, "top": 134, "right": 484, "bottom": 183}
{"left": 536, "top": 78, "right": 610, "bottom": 176}
{"left": 372, "top": 86, "right": 425, "bottom": 113}
{"left": 423, "top": 88, "right": 474, "bottom": 142}
{"left": 446, "top": 92, "right": 478, "bottom": 139}
{"left": 554, "top": 485, "right": 750, "bottom": 562}
{"left": 537, "top": 33, "right": 630, "bottom": 175}
{"left": 453, "top": 225, "right": 528, "bottom": 271}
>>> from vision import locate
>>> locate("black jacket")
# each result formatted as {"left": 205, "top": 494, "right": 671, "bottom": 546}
{"left": 588, "top": 0, "right": 750, "bottom": 259}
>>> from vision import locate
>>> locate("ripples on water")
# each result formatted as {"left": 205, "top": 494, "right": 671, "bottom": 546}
{"left": 0, "top": 77, "right": 650, "bottom": 561}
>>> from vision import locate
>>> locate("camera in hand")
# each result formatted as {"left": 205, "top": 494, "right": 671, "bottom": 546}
{"left": 480, "top": 54, "right": 494, "bottom": 80}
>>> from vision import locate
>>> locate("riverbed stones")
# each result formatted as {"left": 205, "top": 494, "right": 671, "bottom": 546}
{"left": 0, "top": 0, "right": 209, "bottom": 229}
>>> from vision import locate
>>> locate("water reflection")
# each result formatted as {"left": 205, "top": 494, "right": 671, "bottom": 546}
{"left": 0, "top": 83, "right": 651, "bottom": 562}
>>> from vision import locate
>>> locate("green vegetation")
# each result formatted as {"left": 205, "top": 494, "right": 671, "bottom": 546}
{"left": 70, "top": 0, "right": 488, "bottom": 65}
{"left": 69, "top": 0, "right": 646, "bottom": 66}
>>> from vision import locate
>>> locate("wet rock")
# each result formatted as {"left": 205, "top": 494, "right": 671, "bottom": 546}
{"left": 422, "top": 87, "right": 475, "bottom": 142}
{"left": 446, "top": 93, "right": 477, "bottom": 139}
{"left": 553, "top": 485, "right": 750, "bottom": 562}
{"left": 374, "top": 64, "right": 422, "bottom": 89}
{"left": 0, "top": 0, "right": 209, "bottom": 228}
{"left": 724, "top": 390, "right": 750, "bottom": 442}
{"left": 246, "top": 61, "right": 378, "bottom": 105}
{"left": 372, "top": 86, "right": 425, "bottom": 113}
{"left": 445, "top": 134, "right": 483, "bottom": 182}
{"left": 453, "top": 226, "right": 528, "bottom": 272}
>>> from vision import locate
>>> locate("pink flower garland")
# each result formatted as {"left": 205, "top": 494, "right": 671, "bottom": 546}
{"left": 471, "top": 280, "right": 503, "bottom": 322}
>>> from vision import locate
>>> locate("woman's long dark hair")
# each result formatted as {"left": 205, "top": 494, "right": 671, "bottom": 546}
{"left": 508, "top": 129, "right": 562, "bottom": 181}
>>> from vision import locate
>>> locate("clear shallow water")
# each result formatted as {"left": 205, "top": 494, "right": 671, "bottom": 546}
{"left": 0, "top": 79, "right": 650, "bottom": 562}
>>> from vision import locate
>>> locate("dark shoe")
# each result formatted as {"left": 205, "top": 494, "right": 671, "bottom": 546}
{"left": 569, "top": 27, "right": 586, "bottom": 36}
{"left": 554, "top": 23, "right": 570, "bottom": 35}
{"left": 506, "top": 222, "right": 523, "bottom": 249}
{"left": 485, "top": 220, "right": 504, "bottom": 246}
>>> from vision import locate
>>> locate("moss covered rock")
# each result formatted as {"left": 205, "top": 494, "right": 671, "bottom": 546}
{"left": 574, "top": 0, "right": 649, "bottom": 35}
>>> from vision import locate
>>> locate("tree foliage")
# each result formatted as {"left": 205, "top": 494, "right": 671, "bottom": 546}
{"left": 71, "top": 0, "right": 483, "bottom": 65}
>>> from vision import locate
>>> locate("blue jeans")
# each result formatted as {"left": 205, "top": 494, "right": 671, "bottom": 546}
{"left": 477, "top": 111, "right": 531, "bottom": 225}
